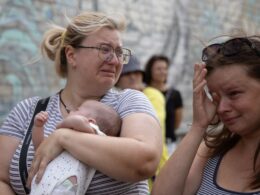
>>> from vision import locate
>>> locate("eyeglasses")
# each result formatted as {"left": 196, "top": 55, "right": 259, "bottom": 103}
{"left": 75, "top": 43, "right": 131, "bottom": 64}
{"left": 202, "top": 37, "right": 260, "bottom": 62}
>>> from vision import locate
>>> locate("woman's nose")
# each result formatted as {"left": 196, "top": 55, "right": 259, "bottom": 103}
{"left": 106, "top": 52, "right": 120, "bottom": 64}
{"left": 217, "top": 97, "right": 231, "bottom": 115}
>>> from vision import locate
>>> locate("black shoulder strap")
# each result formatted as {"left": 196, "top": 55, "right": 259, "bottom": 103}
{"left": 19, "top": 97, "right": 50, "bottom": 194}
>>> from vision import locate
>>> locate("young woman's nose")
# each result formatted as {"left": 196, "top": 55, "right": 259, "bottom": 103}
{"left": 217, "top": 97, "right": 231, "bottom": 115}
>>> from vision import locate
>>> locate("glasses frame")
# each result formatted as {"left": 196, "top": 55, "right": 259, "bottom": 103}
{"left": 202, "top": 37, "right": 260, "bottom": 62}
{"left": 75, "top": 43, "right": 131, "bottom": 64}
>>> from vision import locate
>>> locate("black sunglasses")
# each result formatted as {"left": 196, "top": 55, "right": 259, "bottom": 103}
{"left": 202, "top": 37, "right": 260, "bottom": 62}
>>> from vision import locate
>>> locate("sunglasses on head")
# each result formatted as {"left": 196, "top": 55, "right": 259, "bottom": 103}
{"left": 202, "top": 37, "right": 260, "bottom": 62}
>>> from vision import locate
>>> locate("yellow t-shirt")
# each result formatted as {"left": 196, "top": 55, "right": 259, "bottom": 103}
{"left": 143, "top": 87, "right": 169, "bottom": 189}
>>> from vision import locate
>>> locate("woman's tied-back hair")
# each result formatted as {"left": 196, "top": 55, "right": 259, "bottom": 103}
{"left": 203, "top": 35, "right": 260, "bottom": 189}
{"left": 41, "top": 12, "right": 126, "bottom": 77}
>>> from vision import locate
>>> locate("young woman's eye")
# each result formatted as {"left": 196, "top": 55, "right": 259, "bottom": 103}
{"left": 228, "top": 91, "right": 241, "bottom": 98}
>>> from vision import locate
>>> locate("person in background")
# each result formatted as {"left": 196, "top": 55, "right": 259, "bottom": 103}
{"left": 116, "top": 55, "right": 169, "bottom": 191}
{"left": 30, "top": 99, "right": 121, "bottom": 195}
{"left": 0, "top": 11, "right": 162, "bottom": 195}
{"left": 152, "top": 36, "right": 260, "bottom": 194}
{"left": 115, "top": 55, "right": 145, "bottom": 91}
{"left": 144, "top": 55, "right": 183, "bottom": 154}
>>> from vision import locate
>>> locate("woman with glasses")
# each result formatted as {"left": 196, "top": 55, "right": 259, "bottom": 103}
{"left": 152, "top": 36, "right": 260, "bottom": 195}
{"left": 0, "top": 12, "right": 162, "bottom": 195}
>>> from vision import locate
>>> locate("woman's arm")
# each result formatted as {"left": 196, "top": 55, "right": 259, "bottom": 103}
{"left": 152, "top": 63, "right": 218, "bottom": 194}
{"left": 174, "top": 107, "right": 183, "bottom": 130}
{"left": 151, "top": 126, "right": 207, "bottom": 195}
{"left": 67, "top": 113, "right": 162, "bottom": 181}
{"left": 0, "top": 135, "right": 20, "bottom": 195}
{"left": 28, "top": 112, "right": 162, "bottom": 184}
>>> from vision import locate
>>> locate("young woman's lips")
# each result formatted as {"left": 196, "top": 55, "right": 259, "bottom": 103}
{"left": 222, "top": 116, "right": 238, "bottom": 125}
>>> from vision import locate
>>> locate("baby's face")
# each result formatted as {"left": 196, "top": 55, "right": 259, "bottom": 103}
{"left": 69, "top": 106, "right": 96, "bottom": 125}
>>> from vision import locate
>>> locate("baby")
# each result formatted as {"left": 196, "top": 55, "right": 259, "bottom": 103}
{"left": 30, "top": 100, "right": 121, "bottom": 195}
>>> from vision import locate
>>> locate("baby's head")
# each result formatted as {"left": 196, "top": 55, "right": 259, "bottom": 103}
{"left": 78, "top": 100, "right": 121, "bottom": 136}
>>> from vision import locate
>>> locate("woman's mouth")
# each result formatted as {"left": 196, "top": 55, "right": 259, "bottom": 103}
{"left": 222, "top": 116, "right": 239, "bottom": 125}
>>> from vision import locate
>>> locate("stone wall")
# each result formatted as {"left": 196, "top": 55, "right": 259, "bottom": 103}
{"left": 0, "top": 0, "right": 260, "bottom": 126}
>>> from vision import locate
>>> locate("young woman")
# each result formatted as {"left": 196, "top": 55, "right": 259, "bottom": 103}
{"left": 144, "top": 55, "right": 183, "bottom": 146}
{"left": 152, "top": 36, "right": 260, "bottom": 194}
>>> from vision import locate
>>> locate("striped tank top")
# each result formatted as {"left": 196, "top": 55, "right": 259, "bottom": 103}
{"left": 197, "top": 155, "right": 260, "bottom": 195}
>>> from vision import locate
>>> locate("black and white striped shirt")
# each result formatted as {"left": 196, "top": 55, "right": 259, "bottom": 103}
{"left": 0, "top": 88, "right": 157, "bottom": 195}
{"left": 197, "top": 155, "right": 260, "bottom": 195}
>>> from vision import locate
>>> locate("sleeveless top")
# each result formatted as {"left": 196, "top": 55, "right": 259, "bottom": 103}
{"left": 196, "top": 155, "right": 260, "bottom": 195}
{"left": 0, "top": 88, "right": 157, "bottom": 195}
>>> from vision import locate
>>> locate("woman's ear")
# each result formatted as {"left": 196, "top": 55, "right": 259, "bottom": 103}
{"left": 65, "top": 45, "right": 77, "bottom": 68}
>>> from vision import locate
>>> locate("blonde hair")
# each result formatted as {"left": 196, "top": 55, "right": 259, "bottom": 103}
{"left": 41, "top": 12, "right": 126, "bottom": 77}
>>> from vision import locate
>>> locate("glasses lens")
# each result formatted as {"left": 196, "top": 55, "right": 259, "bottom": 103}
{"left": 98, "top": 44, "right": 131, "bottom": 64}
{"left": 121, "top": 48, "right": 131, "bottom": 64}
{"left": 202, "top": 44, "right": 221, "bottom": 62}
{"left": 115, "top": 48, "right": 124, "bottom": 63}
{"left": 222, "top": 38, "right": 243, "bottom": 56}
{"left": 99, "top": 44, "right": 112, "bottom": 54}
{"left": 98, "top": 44, "right": 113, "bottom": 62}
{"left": 202, "top": 37, "right": 260, "bottom": 62}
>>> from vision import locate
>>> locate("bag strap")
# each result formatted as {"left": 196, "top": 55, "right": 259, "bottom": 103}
{"left": 19, "top": 97, "right": 50, "bottom": 194}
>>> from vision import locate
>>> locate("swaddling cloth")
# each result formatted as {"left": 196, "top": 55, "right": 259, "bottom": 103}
{"left": 30, "top": 123, "right": 105, "bottom": 195}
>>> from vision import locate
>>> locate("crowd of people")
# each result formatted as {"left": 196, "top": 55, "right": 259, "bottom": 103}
{"left": 0, "top": 10, "right": 259, "bottom": 195}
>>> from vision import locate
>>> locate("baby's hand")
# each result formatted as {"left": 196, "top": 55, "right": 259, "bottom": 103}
{"left": 34, "top": 111, "right": 48, "bottom": 127}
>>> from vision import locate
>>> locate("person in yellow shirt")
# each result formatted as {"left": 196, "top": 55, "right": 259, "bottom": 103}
{"left": 116, "top": 55, "right": 169, "bottom": 191}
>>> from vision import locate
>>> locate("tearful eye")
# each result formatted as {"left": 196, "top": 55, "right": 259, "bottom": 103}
{"left": 228, "top": 91, "right": 240, "bottom": 97}
{"left": 100, "top": 46, "right": 111, "bottom": 54}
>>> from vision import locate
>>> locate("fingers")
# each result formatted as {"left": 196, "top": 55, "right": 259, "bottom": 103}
{"left": 34, "top": 111, "right": 48, "bottom": 126}
{"left": 193, "top": 63, "right": 207, "bottom": 93}
{"left": 26, "top": 155, "right": 48, "bottom": 187}
{"left": 35, "top": 159, "right": 48, "bottom": 183}
{"left": 40, "top": 111, "right": 48, "bottom": 122}
{"left": 26, "top": 157, "right": 40, "bottom": 188}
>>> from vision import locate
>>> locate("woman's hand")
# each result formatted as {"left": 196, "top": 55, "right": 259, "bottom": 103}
{"left": 192, "top": 63, "right": 217, "bottom": 129}
{"left": 26, "top": 130, "right": 63, "bottom": 188}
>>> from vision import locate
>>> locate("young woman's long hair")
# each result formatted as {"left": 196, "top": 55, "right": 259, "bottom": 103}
{"left": 203, "top": 36, "right": 260, "bottom": 189}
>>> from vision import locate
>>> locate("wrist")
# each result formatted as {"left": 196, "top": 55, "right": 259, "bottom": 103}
{"left": 189, "top": 123, "right": 207, "bottom": 135}
{"left": 55, "top": 128, "right": 70, "bottom": 149}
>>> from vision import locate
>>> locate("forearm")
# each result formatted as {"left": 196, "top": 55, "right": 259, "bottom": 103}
{"left": 0, "top": 181, "right": 15, "bottom": 195}
{"left": 152, "top": 125, "right": 205, "bottom": 195}
{"left": 57, "top": 116, "right": 95, "bottom": 133}
{"left": 0, "top": 136, "right": 19, "bottom": 195}
{"left": 58, "top": 129, "right": 160, "bottom": 182}
{"left": 174, "top": 108, "right": 183, "bottom": 129}
{"left": 32, "top": 126, "right": 44, "bottom": 150}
